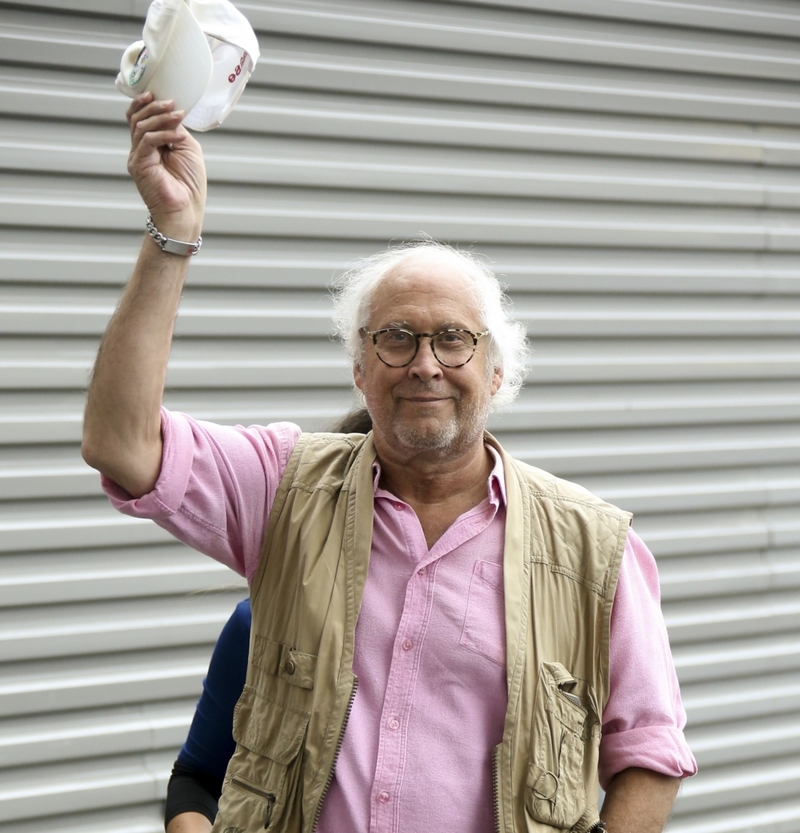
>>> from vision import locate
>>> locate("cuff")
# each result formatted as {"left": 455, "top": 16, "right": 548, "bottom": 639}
{"left": 101, "top": 408, "right": 194, "bottom": 520}
{"left": 599, "top": 725, "right": 698, "bottom": 790}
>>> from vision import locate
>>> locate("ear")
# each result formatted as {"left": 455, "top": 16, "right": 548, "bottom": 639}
{"left": 354, "top": 362, "right": 365, "bottom": 394}
{"left": 490, "top": 366, "right": 503, "bottom": 396}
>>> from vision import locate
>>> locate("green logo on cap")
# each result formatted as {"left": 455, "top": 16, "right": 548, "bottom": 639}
{"left": 130, "top": 46, "right": 148, "bottom": 86}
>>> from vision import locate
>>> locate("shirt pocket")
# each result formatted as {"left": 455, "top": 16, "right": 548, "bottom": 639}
{"left": 526, "top": 661, "right": 598, "bottom": 831}
{"left": 215, "top": 684, "right": 309, "bottom": 832}
{"left": 460, "top": 559, "right": 505, "bottom": 666}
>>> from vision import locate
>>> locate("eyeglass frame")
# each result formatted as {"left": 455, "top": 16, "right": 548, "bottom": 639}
{"left": 359, "top": 326, "right": 490, "bottom": 368}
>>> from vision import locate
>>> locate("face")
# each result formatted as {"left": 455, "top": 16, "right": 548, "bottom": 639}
{"left": 353, "top": 253, "right": 503, "bottom": 460}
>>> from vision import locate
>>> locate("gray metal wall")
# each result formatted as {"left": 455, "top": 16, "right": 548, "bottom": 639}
{"left": 1, "top": 0, "right": 799, "bottom": 830}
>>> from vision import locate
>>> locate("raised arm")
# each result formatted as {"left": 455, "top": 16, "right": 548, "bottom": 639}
{"left": 82, "top": 92, "right": 206, "bottom": 497}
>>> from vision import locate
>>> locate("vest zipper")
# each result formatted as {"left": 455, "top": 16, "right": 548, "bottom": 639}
{"left": 312, "top": 677, "right": 358, "bottom": 832}
{"left": 492, "top": 749, "right": 501, "bottom": 833}
{"left": 230, "top": 777, "right": 276, "bottom": 828}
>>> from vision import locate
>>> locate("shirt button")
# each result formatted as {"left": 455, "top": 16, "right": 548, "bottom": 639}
{"left": 388, "top": 718, "right": 400, "bottom": 730}
{"left": 394, "top": 503, "right": 403, "bottom": 511}
{"left": 417, "top": 567, "right": 425, "bottom": 576}
{"left": 378, "top": 791, "right": 390, "bottom": 804}
{"left": 402, "top": 639, "right": 413, "bottom": 651}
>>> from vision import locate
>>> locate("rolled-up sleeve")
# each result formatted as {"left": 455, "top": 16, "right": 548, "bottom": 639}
{"left": 102, "top": 408, "right": 302, "bottom": 583}
{"left": 599, "top": 529, "right": 698, "bottom": 788}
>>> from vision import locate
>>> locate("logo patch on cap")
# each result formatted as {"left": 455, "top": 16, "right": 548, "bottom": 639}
{"left": 129, "top": 46, "right": 149, "bottom": 86}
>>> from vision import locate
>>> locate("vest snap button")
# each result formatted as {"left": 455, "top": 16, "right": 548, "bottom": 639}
{"left": 284, "top": 659, "right": 296, "bottom": 675}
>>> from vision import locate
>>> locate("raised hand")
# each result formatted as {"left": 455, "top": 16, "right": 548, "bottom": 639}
{"left": 126, "top": 91, "right": 207, "bottom": 239}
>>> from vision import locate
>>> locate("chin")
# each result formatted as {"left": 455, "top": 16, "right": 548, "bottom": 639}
{"left": 392, "top": 418, "right": 462, "bottom": 453}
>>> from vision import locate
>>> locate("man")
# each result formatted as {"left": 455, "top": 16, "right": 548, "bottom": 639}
{"left": 83, "top": 93, "right": 695, "bottom": 833}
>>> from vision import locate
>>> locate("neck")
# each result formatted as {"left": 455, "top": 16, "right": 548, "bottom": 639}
{"left": 373, "top": 433, "right": 492, "bottom": 506}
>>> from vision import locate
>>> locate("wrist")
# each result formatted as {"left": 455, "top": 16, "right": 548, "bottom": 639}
{"left": 145, "top": 215, "right": 202, "bottom": 257}
{"left": 148, "top": 207, "right": 204, "bottom": 244}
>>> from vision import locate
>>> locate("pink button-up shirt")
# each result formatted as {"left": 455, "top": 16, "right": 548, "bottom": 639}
{"left": 104, "top": 411, "right": 696, "bottom": 832}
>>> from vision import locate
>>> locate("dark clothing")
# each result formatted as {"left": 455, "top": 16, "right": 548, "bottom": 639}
{"left": 164, "top": 599, "right": 251, "bottom": 827}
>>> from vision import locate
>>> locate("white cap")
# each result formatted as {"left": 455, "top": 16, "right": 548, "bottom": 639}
{"left": 115, "top": 0, "right": 260, "bottom": 132}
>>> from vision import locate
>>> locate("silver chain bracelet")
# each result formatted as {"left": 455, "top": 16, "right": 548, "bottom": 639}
{"left": 146, "top": 215, "right": 202, "bottom": 257}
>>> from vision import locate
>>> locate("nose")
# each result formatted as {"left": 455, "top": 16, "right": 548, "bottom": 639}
{"left": 407, "top": 336, "right": 443, "bottom": 381}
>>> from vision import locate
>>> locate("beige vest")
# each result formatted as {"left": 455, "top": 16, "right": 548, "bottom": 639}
{"left": 211, "top": 432, "right": 631, "bottom": 833}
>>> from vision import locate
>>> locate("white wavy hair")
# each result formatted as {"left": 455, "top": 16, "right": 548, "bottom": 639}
{"left": 331, "top": 240, "right": 529, "bottom": 410}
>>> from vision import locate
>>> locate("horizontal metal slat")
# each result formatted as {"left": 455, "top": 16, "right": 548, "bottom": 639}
{"left": 675, "top": 754, "right": 800, "bottom": 815}
{"left": 0, "top": 499, "right": 177, "bottom": 554}
{"left": 6, "top": 284, "right": 800, "bottom": 338}
{"left": 8, "top": 1, "right": 800, "bottom": 84}
{"left": 0, "top": 11, "right": 133, "bottom": 73}
{"left": 244, "top": 0, "right": 800, "bottom": 81}
{"left": 8, "top": 75, "right": 800, "bottom": 167}
{"left": 582, "top": 460, "right": 800, "bottom": 514}
{"left": 674, "top": 632, "right": 800, "bottom": 684}
{"left": 4, "top": 171, "right": 800, "bottom": 249}
{"left": 4, "top": 381, "right": 800, "bottom": 448}
{"left": 634, "top": 503, "right": 800, "bottom": 558}
{"left": 1, "top": 710, "right": 185, "bottom": 773}
{"left": 686, "top": 711, "right": 800, "bottom": 768}
{"left": 0, "top": 286, "right": 334, "bottom": 339}
{"left": 665, "top": 588, "right": 800, "bottom": 644}
{"left": 0, "top": 594, "right": 243, "bottom": 662}
{"left": 680, "top": 671, "right": 800, "bottom": 725}
{"left": 503, "top": 422, "right": 800, "bottom": 478}
{"left": 0, "top": 700, "right": 193, "bottom": 768}
{"left": 0, "top": 337, "right": 352, "bottom": 391}
{"left": 0, "top": 388, "right": 362, "bottom": 445}
{"left": 0, "top": 752, "right": 173, "bottom": 823}
{"left": 419, "top": 0, "right": 800, "bottom": 40}
{"left": 9, "top": 337, "right": 800, "bottom": 391}
{"left": 657, "top": 549, "right": 800, "bottom": 602}
{"left": 0, "top": 545, "right": 241, "bottom": 607}
{"left": 259, "top": 37, "right": 800, "bottom": 124}
{"left": 0, "top": 804, "right": 164, "bottom": 833}
{"left": 669, "top": 797, "right": 800, "bottom": 833}
{"left": 232, "top": 89, "right": 800, "bottom": 164}
{"left": 5, "top": 231, "right": 800, "bottom": 294}
{"left": 0, "top": 227, "right": 353, "bottom": 288}
{"left": 9, "top": 119, "right": 800, "bottom": 207}
{"left": 0, "top": 646, "right": 212, "bottom": 718}
{"left": 4, "top": 336, "right": 800, "bottom": 391}
{"left": 0, "top": 448, "right": 99, "bottom": 500}
{"left": 13, "top": 0, "right": 800, "bottom": 41}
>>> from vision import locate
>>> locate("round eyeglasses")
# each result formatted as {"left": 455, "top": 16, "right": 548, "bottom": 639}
{"left": 360, "top": 327, "right": 489, "bottom": 368}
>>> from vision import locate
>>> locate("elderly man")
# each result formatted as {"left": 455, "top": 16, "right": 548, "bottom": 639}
{"left": 83, "top": 93, "right": 695, "bottom": 833}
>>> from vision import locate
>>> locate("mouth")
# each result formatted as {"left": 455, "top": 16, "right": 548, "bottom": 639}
{"left": 405, "top": 395, "right": 446, "bottom": 402}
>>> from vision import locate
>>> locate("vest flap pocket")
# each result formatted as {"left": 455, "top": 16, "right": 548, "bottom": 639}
{"left": 252, "top": 636, "right": 317, "bottom": 690}
{"left": 234, "top": 685, "right": 309, "bottom": 765}
{"left": 526, "top": 661, "right": 592, "bottom": 830}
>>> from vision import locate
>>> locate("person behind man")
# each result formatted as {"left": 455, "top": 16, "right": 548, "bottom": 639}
{"left": 82, "top": 92, "right": 696, "bottom": 833}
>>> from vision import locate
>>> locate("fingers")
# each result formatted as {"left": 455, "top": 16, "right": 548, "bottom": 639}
{"left": 128, "top": 101, "right": 187, "bottom": 169}
{"left": 128, "top": 95, "right": 184, "bottom": 142}
{"left": 123, "top": 90, "right": 207, "bottom": 226}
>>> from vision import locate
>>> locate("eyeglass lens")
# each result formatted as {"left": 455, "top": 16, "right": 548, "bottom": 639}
{"left": 374, "top": 329, "right": 476, "bottom": 367}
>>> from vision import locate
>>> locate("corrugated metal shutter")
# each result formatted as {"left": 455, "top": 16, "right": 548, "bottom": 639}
{"left": 1, "top": 0, "right": 799, "bottom": 830}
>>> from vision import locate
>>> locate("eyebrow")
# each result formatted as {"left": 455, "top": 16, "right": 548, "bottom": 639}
{"left": 381, "top": 321, "right": 469, "bottom": 331}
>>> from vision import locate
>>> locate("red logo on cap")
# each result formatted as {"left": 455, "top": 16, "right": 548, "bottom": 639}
{"left": 228, "top": 51, "right": 249, "bottom": 83}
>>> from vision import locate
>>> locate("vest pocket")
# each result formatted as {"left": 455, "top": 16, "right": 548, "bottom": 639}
{"left": 525, "top": 662, "right": 594, "bottom": 830}
{"left": 214, "top": 685, "right": 309, "bottom": 832}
